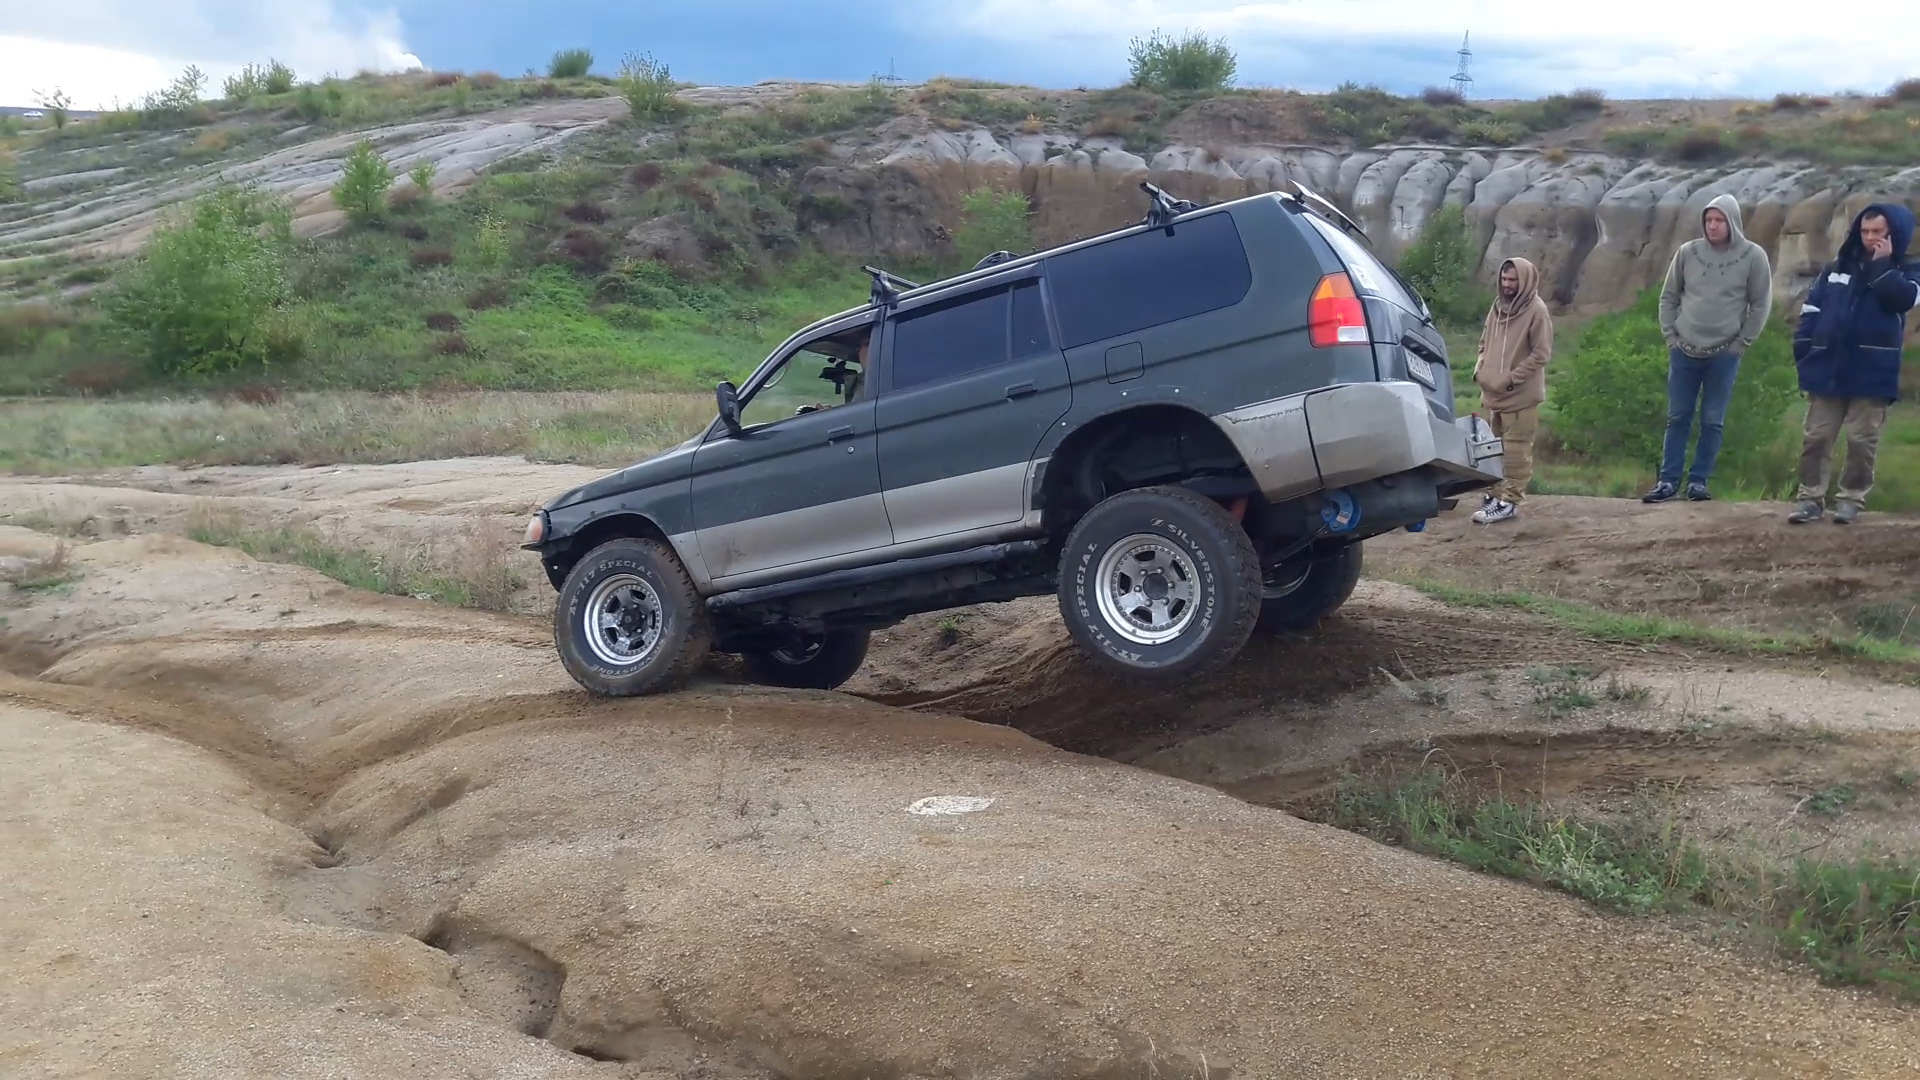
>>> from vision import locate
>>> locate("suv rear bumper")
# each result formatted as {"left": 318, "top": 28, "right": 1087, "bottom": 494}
{"left": 1212, "top": 381, "right": 1504, "bottom": 504}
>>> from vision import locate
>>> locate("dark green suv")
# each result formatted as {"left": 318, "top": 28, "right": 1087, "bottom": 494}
{"left": 524, "top": 183, "right": 1504, "bottom": 696}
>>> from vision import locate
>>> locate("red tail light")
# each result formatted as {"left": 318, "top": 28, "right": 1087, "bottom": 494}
{"left": 1308, "top": 272, "right": 1369, "bottom": 348}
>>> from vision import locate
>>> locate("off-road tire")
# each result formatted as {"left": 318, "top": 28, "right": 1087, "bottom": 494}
{"left": 1057, "top": 484, "right": 1262, "bottom": 682}
{"left": 1254, "top": 541, "right": 1363, "bottom": 635}
{"left": 554, "top": 537, "right": 710, "bottom": 697}
{"left": 741, "top": 629, "right": 872, "bottom": 690}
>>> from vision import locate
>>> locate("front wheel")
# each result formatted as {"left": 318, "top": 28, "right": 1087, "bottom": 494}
{"left": 1254, "top": 542, "right": 1363, "bottom": 634}
{"left": 741, "top": 629, "right": 871, "bottom": 690}
{"left": 1056, "top": 485, "right": 1262, "bottom": 682}
{"left": 554, "top": 537, "right": 711, "bottom": 696}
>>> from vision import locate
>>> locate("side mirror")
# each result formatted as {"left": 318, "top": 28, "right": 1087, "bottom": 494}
{"left": 715, "top": 381, "right": 742, "bottom": 434}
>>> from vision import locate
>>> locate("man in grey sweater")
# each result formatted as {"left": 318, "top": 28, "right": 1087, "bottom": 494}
{"left": 1642, "top": 194, "right": 1774, "bottom": 503}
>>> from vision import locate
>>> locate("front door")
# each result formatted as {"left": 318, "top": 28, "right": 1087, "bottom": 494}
{"left": 875, "top": 276, "right": 1073, "bottom": 544}
{"left": 690, "top": 332, "right": 892, "bottom": 583}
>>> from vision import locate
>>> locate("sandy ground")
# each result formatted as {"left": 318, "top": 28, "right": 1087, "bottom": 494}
{"left": 5, "top": 462, "right": 1920, "bottom": 1078}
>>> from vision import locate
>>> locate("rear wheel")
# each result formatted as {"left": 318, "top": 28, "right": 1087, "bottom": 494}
{"left": 1056, "top": 485, "right": 1262, "bottom": 681}
{"left": 1254, "top": 541, "right": 1363, "bottom": 634}
{"left": 554, "top": 538, "right": 710, "bottom": 696}
{"left": 741, "top": 629, "right": 871, "bottom": 690}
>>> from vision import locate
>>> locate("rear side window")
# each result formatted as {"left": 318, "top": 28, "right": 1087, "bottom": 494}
{"left": 1304, "top": 214, "right": 1425, "bottom": 316}
{"left": 889, "top": 286, "right": 1011, "bottom": 391}
{"left": 1045, "top": 211, "right": 1253, "bottom": 349}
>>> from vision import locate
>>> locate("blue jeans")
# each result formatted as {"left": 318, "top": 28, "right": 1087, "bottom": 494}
{"left": 1659, "top": 348, "right": 1741, "bottom": 486}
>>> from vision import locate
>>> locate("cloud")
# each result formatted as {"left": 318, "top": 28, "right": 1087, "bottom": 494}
{"left": 906, "top": 0, "right": 1914, "bottom": 98}
{"left": 0, "top": 1, "right": 422, "bottom": 109}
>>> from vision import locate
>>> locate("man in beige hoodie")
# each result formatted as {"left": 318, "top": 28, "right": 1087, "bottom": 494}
{"left": 1470, "top": 257, "right": 1554, "bottom": 524}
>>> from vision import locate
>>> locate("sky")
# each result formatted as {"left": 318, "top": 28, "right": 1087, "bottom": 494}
{"left": 2, "top": 0, "right": 1914, "bottom": 112}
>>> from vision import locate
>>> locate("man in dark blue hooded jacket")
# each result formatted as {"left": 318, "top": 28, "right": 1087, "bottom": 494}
{"left": 1788, "top": 203, "right": 1920, "bottom": 524}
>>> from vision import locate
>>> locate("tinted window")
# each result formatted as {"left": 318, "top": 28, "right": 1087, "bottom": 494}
{"left": 1045, "top": 211, "right": 1253, "bottom": 349}
{"left": 889, "top": 287, "right": 1010, "bottom": 391}
{"left": 1011, "top": 280, "right": 1054, "bottom": 359}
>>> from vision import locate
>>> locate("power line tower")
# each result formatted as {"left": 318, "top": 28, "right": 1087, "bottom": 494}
{"left": 1450, "top": 33, "right": 1474, "bottom": 99}
{"left": 873, "top": 57, "right": 904, "bottom": 85}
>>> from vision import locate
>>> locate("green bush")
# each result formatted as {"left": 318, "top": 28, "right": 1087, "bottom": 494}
{"left": 616, "top": 51, "right": 679, "bottom": 122}
{"left": 950, "top": 188, "right": 1033, "bottom": 270}
{"left": 101, "top": 185, "right": 297, "bottom": 377}
{"left": 0, "top": 153, "right": 20, "bottom": 204}
{"left": 1126, "top": 29, "right": 1237, "bottom": 93}
{"left": 223, "top": 60, "right": 296, "bottom": 100}
{"left": 333, "top": 140, "right": 394, "bottom": 224}
{"left": 1547, "top": 285, "right": 1801, "bottom": 492}
{"left": 33, "top": 88, "right": 72, "bottom": 129}
{"left": 295, "top": 81, "right": 347, "bottom": 120}
{"left": 1397, "top": 205, "right": 1490, "bottom": 329}
{"left": 549, "top": 48, "right": 594, "bottom": 79}
{"left": 408, "top": 160, "right": 437, "bottom": 199}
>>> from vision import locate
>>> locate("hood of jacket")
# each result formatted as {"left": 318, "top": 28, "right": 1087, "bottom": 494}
{"left": 1837, "top": 202, "right": 1916, "bottom": 267}
{"left": 1492, "top": 256, "right": 1542, "bottom": 323}
{"left": 1701, "top": 193, "right": 1749, "bottom": 249}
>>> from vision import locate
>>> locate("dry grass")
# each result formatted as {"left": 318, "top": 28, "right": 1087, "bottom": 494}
{"left": 0, "top": 540, "right": 76, "bottom": 592}
{"left": 0, "top": 390, "right": 714, "bottom": 473}
{"left": 184, "top": 504, "right": 524, "bottom": 612}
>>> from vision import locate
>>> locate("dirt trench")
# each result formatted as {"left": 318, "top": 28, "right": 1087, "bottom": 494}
{"left": 6, "top": 469, "right": 1920, "bottom": 1078}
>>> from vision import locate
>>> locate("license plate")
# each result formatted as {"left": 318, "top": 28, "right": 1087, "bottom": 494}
{"left": 1406, "top": 352, "right": 1435, "bottom": 388}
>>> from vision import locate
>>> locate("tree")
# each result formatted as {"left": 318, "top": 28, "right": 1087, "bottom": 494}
{"left": 333, "top": 140, "right": 394, "bottom": 224}
{"left": 33, "top": 88, "right": 72, "bottom": 129}
{"left": 1126, "top": 29, "right": 1237, "bottom": 93}
{"left": 102, "top": 184, "right": 297, "bottom": 376}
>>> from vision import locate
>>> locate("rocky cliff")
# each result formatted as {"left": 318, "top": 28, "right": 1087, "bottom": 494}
{"left": 799, "top": 122, "right": 1920, "bottom": 316}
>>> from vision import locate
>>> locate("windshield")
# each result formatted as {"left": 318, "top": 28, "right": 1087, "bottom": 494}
{"left": 1303, "top": 213, "right": 1428, "bottom": 318}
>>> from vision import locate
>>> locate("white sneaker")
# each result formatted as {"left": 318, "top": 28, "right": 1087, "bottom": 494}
{"left": 1472, "top": 498, "right": 1517, "bottom": 524}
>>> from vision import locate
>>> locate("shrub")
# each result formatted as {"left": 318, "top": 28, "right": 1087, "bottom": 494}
{"left": 563, "top": 200, "right": 609, "bottom": 223}
{"left": 1890, "top": 78, "right": 1920, "bottom": 103}
{"left": 616, "top": 51, "right": 680, "bottom": 122}
{"left": 1421, "top": 85, "right": 1465, "bottom": 106}
{"left": 0, "top": 153, "right": 20, "bottom": 204}
{"left": 333, "top": 139, "right": 394, "bottom": 224}
{"left": 429, "top": 71, "right": 465, "bottom": 88}
{"left": 223, "top": 60, "right": 296, "bottom": 100}
{"left": 101, "top": 184, "right": 296, "bottom": 377}
{"left": 33, "top": 87, "right": 72, "bottom": 129}
{"left": 408, "top": 160, "right": 437, "bottom": 199}
{"left": 423, "top": 311, "right": 461, "bottom": 331}
{"left": 1672, "top": 126, "right": 1731, "bottom": 162}
{"left": 951, "top": 187, "right": 1033, "bottom": 269}
{"left": 408, "top": 247, "right": 454, "bottom": 268}
{"left": 1396, "top": 205, "right": 1490, "bottom": 329}
{"left": 471, "top": 71, "right": 503, "bottom": 89}
{"left": 1126, "top": 29, "right": 1237, "bottom": 93}
{"left": 1547, "top": 285, "right": 1800, "bottom": 493}
{"left": 294, "top": 81, "right": 347, "bottom": 120}
{"left": 631, "top": 161, "right": 664, "bottom": 190}
{"left": 549, "top": 48, "right": 594, "bottom": 79}
{"left": 1567, "top": 87, "right": 1607, "bottom": 111}
{"left": 139, "top": 65, "right": 209, "bottom": 124}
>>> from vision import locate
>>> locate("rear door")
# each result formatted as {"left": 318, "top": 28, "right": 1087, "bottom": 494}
{"left": 874, "top": 271, "right": 1072, "bottom": 544}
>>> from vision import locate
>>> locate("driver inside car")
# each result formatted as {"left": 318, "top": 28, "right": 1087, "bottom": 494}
{"left": 793, "top": 329, "right": 870, "bottom": 415}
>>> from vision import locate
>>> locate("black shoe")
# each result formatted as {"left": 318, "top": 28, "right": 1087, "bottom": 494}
{"left": 1642, "top": 481, "right": 1678, "bottom": 503}
{"left": 1686, "top": 482, "right": 1712, "bottom": 502}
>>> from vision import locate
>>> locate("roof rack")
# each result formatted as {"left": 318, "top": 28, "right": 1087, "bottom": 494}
{"left": 1140, "top": 181, "right": 1201, "bottom": 229}
{"left": 862, "top": 265, "right": 922, "bottom": 308}
{"left": 972, "top": 250, "right": 1016, "bottom": 270}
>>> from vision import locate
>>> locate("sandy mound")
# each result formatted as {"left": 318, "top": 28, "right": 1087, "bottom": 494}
{"left": 4, "top": 531, "right": 1920, "bottom": 1078}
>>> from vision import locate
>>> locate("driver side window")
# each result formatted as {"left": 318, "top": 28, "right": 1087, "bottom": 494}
{"left": 737, "top": 330, "right": 869, "bottom": 430}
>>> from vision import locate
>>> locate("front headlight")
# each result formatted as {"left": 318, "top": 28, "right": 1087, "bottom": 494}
{"left": 523, "top": 512, "right": 547, "bottom": 546}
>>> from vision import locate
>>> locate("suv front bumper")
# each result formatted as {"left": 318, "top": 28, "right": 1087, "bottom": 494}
{"left": 1213, "top": 381, "right": 1504, "bottom": 504}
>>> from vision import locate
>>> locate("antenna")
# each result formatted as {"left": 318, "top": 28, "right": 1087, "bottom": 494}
{"left": 1450, "top": 32, "right": 1474, "bottom": 99}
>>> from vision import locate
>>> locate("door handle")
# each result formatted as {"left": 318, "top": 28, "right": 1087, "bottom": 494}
{"left": 826, "top": 425, "right": 854, "bottom": 443}
{"left": 1005, "top": 381, "right": 1036, "bottom": 399}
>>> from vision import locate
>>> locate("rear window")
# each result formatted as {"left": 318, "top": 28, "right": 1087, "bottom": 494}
{"left": 1045, "top": 211, "right": 1253, "bottom": 350}
{"left": 1303, "top": 214, "right": 1426, "bottom": 316}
